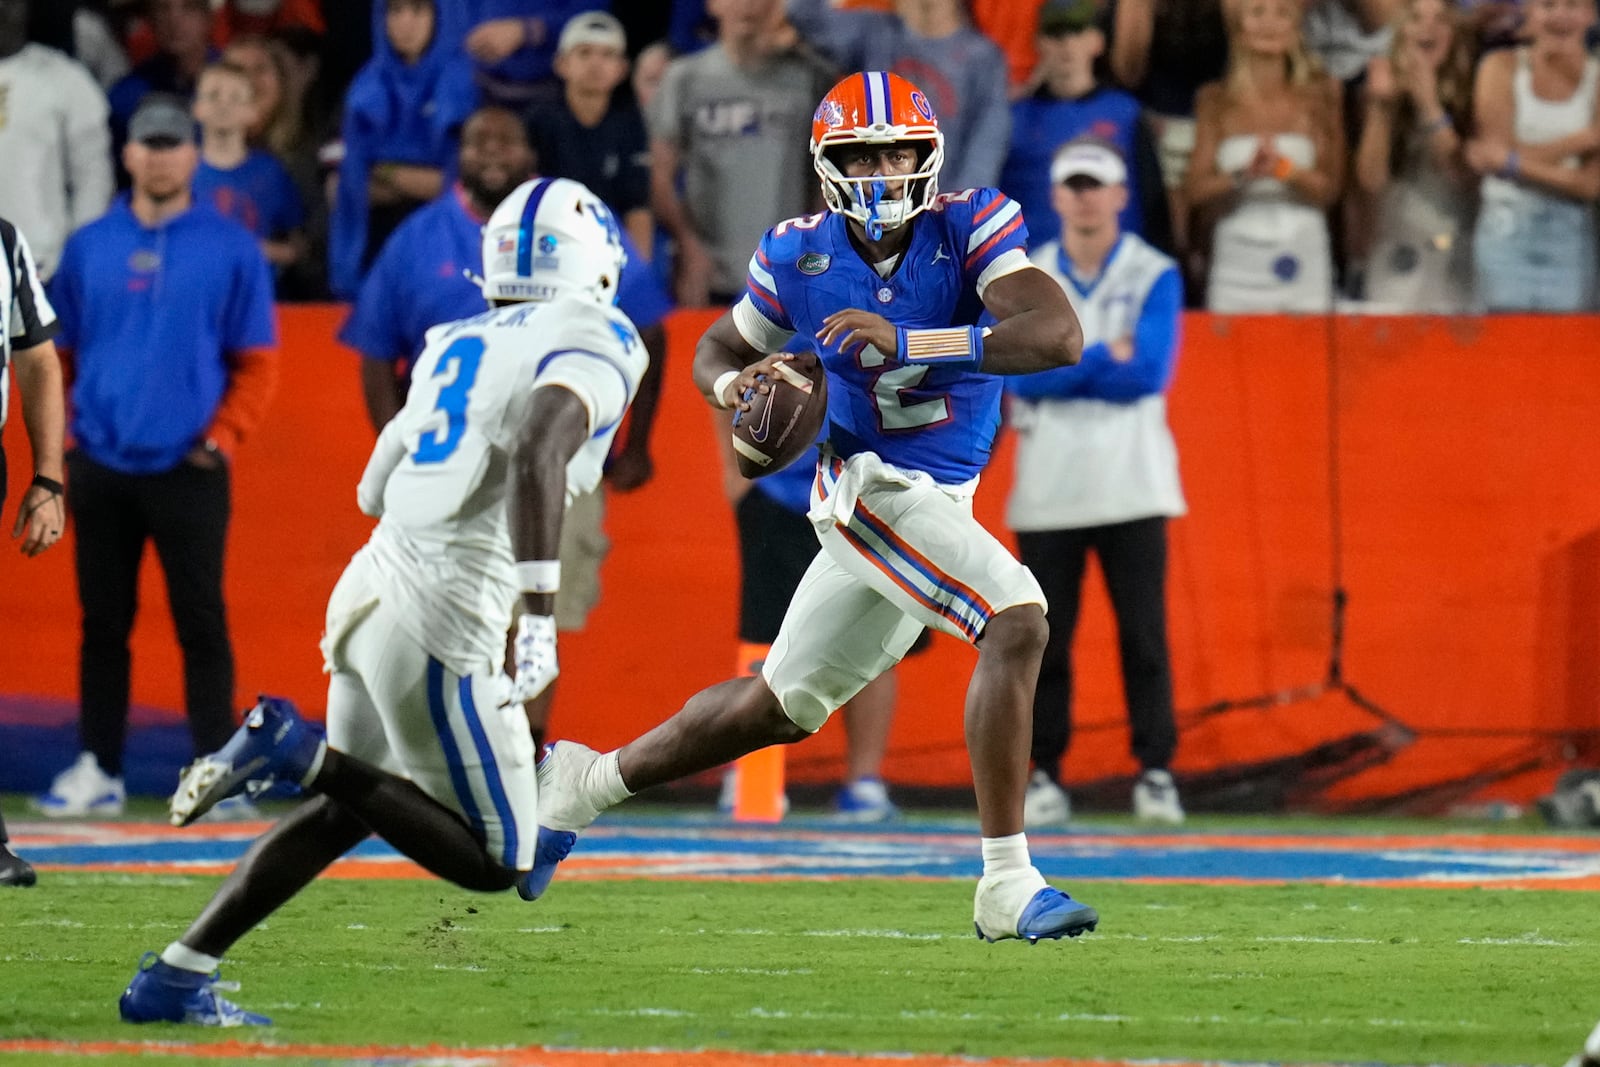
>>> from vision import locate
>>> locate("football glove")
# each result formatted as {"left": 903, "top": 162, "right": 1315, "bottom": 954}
{"left": 509, "top": 613, "right": 559, "bottom": 704}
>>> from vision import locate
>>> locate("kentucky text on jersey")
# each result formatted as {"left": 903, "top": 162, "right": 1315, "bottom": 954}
{"left": 741, "top": 186, "right": 1026, "bottom": 485}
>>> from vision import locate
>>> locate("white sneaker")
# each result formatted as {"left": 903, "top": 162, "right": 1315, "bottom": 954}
{"left": 536, "top": 741, "right": 608, "bottom": 832}
{"left": 1133, "top": 769, "right": 1185, "bottom": 824}
{"left": 32, "top": 752, "right": 125, "bottom": 818}
{"left": 194, "top": 794, "right": 261, "bottom": 823}
{"left": 833, "top": 777, "right": 897, "bottom": 822}
{"left": 1023, "top": 769, "right": 1070, "bottom": 828}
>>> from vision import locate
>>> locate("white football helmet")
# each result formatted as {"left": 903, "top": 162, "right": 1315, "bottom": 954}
{"left": 480, "top": 176, "right": 626, "bottom": 305}
{"left": 810, "top": 70, "right": 945, "bottom": 239}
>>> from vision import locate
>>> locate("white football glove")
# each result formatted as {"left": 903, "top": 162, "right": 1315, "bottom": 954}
{"left": 509, "top": 613, "right": 559, "bottom": 704}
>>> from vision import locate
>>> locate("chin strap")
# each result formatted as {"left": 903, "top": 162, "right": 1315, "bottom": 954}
{"left": 863, "top": 180, "right": 887, "bottom": 241}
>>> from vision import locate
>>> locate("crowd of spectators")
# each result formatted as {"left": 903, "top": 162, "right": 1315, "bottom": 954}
{"left": 1, "top": 0, "right": 1597, "bottom": 320}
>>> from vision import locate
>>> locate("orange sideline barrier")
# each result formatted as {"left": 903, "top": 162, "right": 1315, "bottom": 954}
{"left": 3, "top": 309, "right": 1597, "bottom": 802}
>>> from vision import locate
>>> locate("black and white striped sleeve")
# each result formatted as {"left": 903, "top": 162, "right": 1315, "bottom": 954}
{"left": 3, "top": 218, "right": 60, "bottom": 352}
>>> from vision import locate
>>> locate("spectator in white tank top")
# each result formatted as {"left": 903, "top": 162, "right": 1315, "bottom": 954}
{"left": 1186, "top": 0, "right": 1346, "bottom": 312}
{"left": 1466, "top": 0, "right": 1600, "bottom": 311}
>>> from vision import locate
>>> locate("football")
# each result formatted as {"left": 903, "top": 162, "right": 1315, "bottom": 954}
{"left": 731, "top": 355, "right": 828, "bottom": 479}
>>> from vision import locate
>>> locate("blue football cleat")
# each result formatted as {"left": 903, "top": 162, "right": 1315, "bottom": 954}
{"left": 119, "top": 953, "right": 271, "bottom": 1027}
{"left": 974, "top": 872, "right": 1099, "bottom": 943}
{"left": 1010, "top": 887, "right": 1100, "bottom": 943}
{"left": 516, "top": 825, "right": 577, "bottom": 901}
{"left": 169, "top": 695, "right": 325, "bottom": 828}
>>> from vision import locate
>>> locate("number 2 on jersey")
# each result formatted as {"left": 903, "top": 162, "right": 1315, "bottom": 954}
{"left": 412, "top": 336, "right": 485, "bottom": 464}
{"left": 860, "top": 344, "right": 950, "bottom": 431}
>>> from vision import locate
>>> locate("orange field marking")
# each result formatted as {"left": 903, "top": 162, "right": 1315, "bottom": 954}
{"left": 0, "top": 1039, "right": 1363, "bottom": 1067}
{"left": 40, "top": 858, "right": 1600, "bottom": 892}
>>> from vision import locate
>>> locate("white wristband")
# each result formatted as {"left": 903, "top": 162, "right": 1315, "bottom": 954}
{"left": 516, "top": 559, "right": 561, "bottom": 594}
{"left": 711, "top": 369, "right": 741, "bottom": 409}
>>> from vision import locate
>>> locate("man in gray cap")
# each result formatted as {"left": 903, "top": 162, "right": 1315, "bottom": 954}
{"left": 1005, "top": 136, "right": 1187, "bottom": 829}
{"left": 34, "top": 92, "right": 279, "bottom": 823}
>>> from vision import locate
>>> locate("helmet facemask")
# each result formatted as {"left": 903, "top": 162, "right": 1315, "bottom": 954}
{"left": 814, "top": 133, "right": 944, "bottom": 241}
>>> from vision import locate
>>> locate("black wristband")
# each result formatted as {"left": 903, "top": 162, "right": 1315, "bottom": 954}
{"left": 30, "top": 474, "right": 64, "bottom": 495}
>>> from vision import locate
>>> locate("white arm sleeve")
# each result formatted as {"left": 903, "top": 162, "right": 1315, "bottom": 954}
{"left": 732, "top": 295, "right": 797, "bottom": 354}
{"left": 356, "top": 418, "right": 407, "bottom": 517}
{"left": 975, "top": 248, "right": 1032, "bottom": 300}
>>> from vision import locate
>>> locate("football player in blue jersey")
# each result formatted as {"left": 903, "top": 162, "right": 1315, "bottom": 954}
{"left": 536, "top": 70, "right": 1100, "bottom": 942}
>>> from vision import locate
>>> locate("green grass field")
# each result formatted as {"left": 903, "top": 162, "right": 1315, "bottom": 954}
{"left": 2, "top": 808, "right": 1597, "bottom": 1067}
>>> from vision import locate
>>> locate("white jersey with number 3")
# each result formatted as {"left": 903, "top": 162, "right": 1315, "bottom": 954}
{"left": 344, "top": 297, "right": 646, "bottom": 676}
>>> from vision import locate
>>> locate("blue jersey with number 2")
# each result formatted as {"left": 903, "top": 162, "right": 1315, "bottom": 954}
{"left": 742, "top": 188, "right": 1028, "bottom": 484}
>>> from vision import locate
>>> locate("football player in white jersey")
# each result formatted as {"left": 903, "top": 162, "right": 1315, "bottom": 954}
{"left": 118, "top": 177, "right": 646, "bottom": 1028}
{"left": 1004, "top": 138, "right": 1187, "bottom": 830}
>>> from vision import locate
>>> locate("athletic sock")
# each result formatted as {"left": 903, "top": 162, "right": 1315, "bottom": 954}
{"left": 161, "top": 942, "right": 221, "bottom": 975}
{"left": 980, "top": 832, "right": 1032, "bottom": 878}
{"left": 594, "top": 750, "right": 634, "bottom": 808}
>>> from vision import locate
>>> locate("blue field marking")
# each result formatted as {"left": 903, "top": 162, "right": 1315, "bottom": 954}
{"left": 13, "top": 815, "right": 1600, "bottom": 887}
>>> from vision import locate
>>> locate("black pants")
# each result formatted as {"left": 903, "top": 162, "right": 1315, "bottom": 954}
{"left": 67, "top": 451, "right": 238, "bottom": 775}
{"left": 1017, "top": 516, "right": 1178, "bottom": 780}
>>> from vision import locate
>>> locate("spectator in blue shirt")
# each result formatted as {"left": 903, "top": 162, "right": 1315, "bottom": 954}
{"left": 191, "top": 61, "right": 306, "bottom": 287}
{"left": 1000, "top": 0, "right": 1171, "bottom": 256}
{"left": 35, "top": 95, "right": 278, "bottom": 822}
{"left": 329, "top": 0, "right": 478, "bottom": 299}
{"left": 341, "top": 104, "right": 668, "bottom": 446}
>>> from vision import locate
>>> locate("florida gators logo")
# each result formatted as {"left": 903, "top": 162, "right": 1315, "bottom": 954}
{"left": 910, "top": 91, "right": 934, "bottom": 121}
{"left": 815, "top": 99, "right": 846, "bottom": 129}
{"left": 797, "top": 252, "right": 830, "bottom": 275}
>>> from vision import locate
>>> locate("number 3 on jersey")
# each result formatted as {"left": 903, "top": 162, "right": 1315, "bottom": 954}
{"left": 412, "top": 336, "right": 484, "bottom": 464}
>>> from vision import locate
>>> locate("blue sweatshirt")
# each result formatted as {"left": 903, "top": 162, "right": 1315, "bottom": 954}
{"left": 330, "top": 0, "right": 479, "bottom": 299}
{"left": 48, "top": 199, "right": 275, "bottom": 474}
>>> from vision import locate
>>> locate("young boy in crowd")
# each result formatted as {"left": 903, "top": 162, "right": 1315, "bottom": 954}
{"left": 191, "top": 61, "right": 306, "bottom": 283}
{"left": 526, "top": 11, "right": 653, "bottom": 259}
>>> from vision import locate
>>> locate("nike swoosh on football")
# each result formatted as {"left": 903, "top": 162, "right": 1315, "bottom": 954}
{"left": 750, "top": 390, "right": 775, "bottom": 443}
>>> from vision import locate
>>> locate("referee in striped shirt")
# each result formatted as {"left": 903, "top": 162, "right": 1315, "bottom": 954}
{"left": 1, "top": 213, "right": 67, "bottom": 887}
